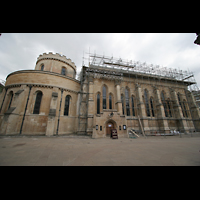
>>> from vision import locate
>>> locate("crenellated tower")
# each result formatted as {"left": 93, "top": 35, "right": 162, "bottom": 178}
{"left": 35, "top": 52, "right": 76, "bottom": 78}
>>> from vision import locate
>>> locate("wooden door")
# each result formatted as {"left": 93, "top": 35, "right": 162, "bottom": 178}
{"left": 106, "top": 122, "right": 114, "bottom": 135}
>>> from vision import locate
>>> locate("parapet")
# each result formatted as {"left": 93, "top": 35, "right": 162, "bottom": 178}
{"left": 36, "top": 52, "right": 76, "bottom": 70}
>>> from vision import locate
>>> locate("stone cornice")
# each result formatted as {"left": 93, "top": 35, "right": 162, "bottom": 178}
{"left": 5, "top": 83, "right": 79, "bottom": 94}
{"left": 6, "top": 70, "right": 80, "bottom": 84}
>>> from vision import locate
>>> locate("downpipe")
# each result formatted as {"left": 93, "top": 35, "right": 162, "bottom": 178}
{"left": 19, "top": 85, "right": 32, "bottom": 135}
{"left": 56, "top": 89, "right": 63, "bottom": 135}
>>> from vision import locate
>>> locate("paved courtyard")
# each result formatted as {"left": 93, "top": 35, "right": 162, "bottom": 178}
{"left": 0, "top": 135, "right": 200, "bottom": 166}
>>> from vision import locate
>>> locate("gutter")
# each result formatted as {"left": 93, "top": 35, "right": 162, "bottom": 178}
{"left": 19, "top": 85, "right": 32, "bottom": 135}
{"left": 56, "top": 89, "right": 63, "bottom": 135}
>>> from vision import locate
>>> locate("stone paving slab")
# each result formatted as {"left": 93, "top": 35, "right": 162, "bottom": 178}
{"left": 0, "top": 136, "right": 200, "bottom": 166}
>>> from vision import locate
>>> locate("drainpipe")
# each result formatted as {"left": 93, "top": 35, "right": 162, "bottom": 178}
{"left": 0, "top": 88, "right": 8, "bottom": 113}
{"left": 19, "top": 85, "right": 32, "bottom": 135}
{"left": 56, "top": 89, "right": 63, "bottom": 135}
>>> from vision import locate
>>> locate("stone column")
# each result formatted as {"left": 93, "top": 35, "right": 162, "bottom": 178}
{"left": 153, "top": 86, "right": 170, "bottom": 133}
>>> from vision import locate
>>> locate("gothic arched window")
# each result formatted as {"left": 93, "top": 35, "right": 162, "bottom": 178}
{"left": 161, "top": 91, "right": 168, "bottom": 117}
{"left": 131, "top": 96, "right": 135, "bottom": 116}
{"left": 150, "top": 97, "right": 155, "bottom": 117}
{"left": 183, "top": 99, "right": 188, "bottom": 118}
{"left": 109, "top": 94, "right": 112, "bottom": 109}
{"left": 167, "top": 99, "right": 172, "bottom": 117}
{"left": 97, "top": 93, "right": 100, "bottom": 114}
{"left": 103, "top": 85, "right": 107, "bottom": 109}
{"left": 144, "top": 89, "right": 150, "bottom": 117}
{"left": 33, "top": 91, "right": 43, "bottom": 114}
{"left": 125, "top": 88, "right": 130, "bottom": 116}
{"left": 121, "top": 94, "right": 125, "bottom": 115}
{"left": 64, "top": 95, "right": 71, "bottom": 116}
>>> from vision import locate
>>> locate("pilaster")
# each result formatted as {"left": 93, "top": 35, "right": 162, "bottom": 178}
{"left": 153, "top": 86, "right": 170, "bottom": 133}
{"left": 170, "top": 88, "right": 189, "bottom": 133}
{"left": 87, "top": 76, "right": 94, "bottom": 135}
{"left": 136, "top": 83, "right": 150, "bottom": 133}
{"left": 46, "top": 88, "right": 59, "bottom": 136}
{"left": 115, "top": 83, "right": 122, "bottom": 115}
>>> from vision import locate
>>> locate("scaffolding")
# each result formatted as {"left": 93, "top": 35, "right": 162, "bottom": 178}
{"left": 78, "top": 52, "right": 200, "bottom": 135}
{"left": 83, "top": 53, "right": 197, "bottom": 87}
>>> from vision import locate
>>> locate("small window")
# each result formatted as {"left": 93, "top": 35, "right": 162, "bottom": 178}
{"left": 41, "top": 64, "right": 44, "bottom": 71}
{"left": 33, "top": 91, "right": 43, "bottom": 114}
{"left": 61, "top": 67, "right": 66, "bottom": 75}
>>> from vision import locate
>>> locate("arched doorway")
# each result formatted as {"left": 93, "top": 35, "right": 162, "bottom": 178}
{"left": 106, "top": 120, "right": 117, "bottom": 136}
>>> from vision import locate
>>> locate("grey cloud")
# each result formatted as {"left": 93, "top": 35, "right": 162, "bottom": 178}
{"left": 0, "top": 33, "right": 199, "bottom": 87}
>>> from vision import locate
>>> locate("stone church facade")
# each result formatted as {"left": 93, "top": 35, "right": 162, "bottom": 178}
{"left": 0, "top": 52, "right": 200, "bottom": 138}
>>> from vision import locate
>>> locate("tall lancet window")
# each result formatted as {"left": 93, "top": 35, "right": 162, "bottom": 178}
{"left": 183, "top": 100, "right": 188, "bottom": 118}
{"left": 64, "top": 95, "right": 71, "bottom": 116}
{"left": 131, "top": 96, "right": 135, "bottom": 116}
{"left": 97, "top": 93, "right": 100, "bottom": 114}
{"left": 150, "top": 97, "right": 155, "bottom": 117}
{"left": 161, "top": 91, "right": 168, "bottom": 117}
{"left": 121, "top": 94, "right": 125, "bottom": 115}
{"left": 103, "top": 85, "right": 107, "bottom": 109}
{"left": 109, "top": 94, "right": 112, "bottom": 109}
{"left": 33, "top": 91, "right": 43, "bottom": 114}
{"left": 144, "top": 89, "right": 150, "bottom": 117}
{"left": 167, "top": 99, "right": 172, "bottom": 117}
{"left": 125, "top": 88, "right": 130, "bottom": 116}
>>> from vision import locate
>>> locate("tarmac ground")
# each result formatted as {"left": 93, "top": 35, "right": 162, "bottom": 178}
{"left": 0, "top": 134, "right": 200, "bottom": 166}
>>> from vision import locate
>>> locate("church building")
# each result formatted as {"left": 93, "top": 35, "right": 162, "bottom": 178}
{"left": 0, "top": 52, "right": 199, "bottom": 138}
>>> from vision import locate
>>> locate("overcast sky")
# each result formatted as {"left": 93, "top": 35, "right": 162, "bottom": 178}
{"left": 0, "top": 33, "right": 199, "bottom": 87}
